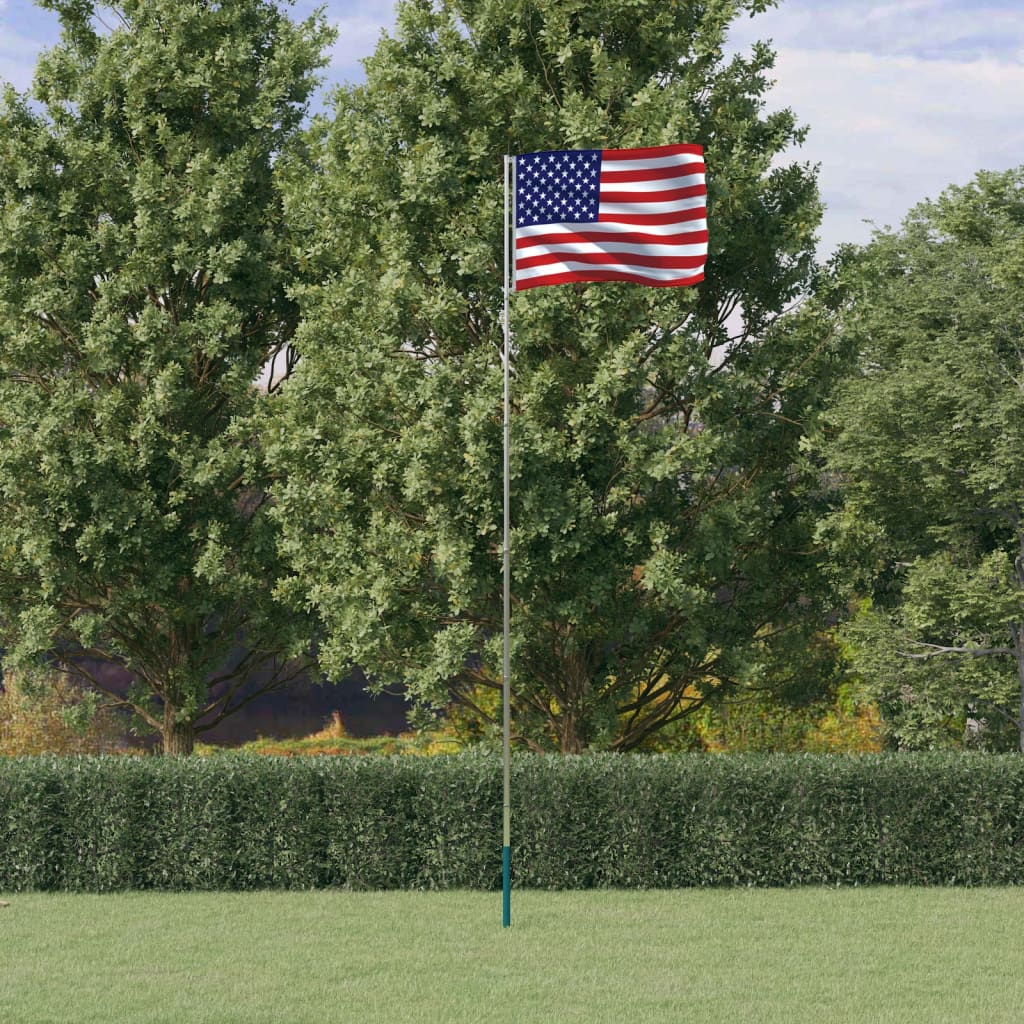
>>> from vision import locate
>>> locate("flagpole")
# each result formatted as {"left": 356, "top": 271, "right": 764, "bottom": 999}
{"left": 502, "top": 153, "right": 513, "bottom": 929}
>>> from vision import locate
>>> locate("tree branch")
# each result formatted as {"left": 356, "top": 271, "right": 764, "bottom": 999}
{"left": 899, "top": 641, "right": 1015, "bottom": 660}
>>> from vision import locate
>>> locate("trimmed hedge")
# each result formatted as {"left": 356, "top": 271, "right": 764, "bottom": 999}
{"left": 2, "top": 752, "right": 1024, "bottom": 891}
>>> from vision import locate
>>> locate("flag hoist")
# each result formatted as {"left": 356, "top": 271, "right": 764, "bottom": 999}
{"left": 500, "top": 144, "right": 708, "bottom": 927}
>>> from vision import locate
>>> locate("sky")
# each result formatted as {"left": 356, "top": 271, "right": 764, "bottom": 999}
{"left": 1, "top": 0, "right": 1022, "bottom": 258}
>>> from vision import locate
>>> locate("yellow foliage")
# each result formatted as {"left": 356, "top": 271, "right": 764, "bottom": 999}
{"left": 405, "top": 723, "right": 464, "bottom": 755}
{"left": 648, "top": 683, "right": 884, "bottom": 754}
{"left": 803, "top": 701, "right": 884, "bottom": 754}
{"left": 308, "top": 710, "right": 349, "bottom": 741}
{"left": 0, "top": 671, "right": 123, "bottom": 756}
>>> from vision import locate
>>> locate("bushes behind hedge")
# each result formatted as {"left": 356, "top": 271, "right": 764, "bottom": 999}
{"left": 2, "top": 752, "right": 1024, "bottom": 892}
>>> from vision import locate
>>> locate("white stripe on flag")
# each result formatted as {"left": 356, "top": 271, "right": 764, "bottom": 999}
{"left": 515, "top": 220, "right": 708, "bottom": 240}
{"left": 602, "top": 174, "right": 706, "bottom": 194}
{"left": 516, "top": 261, "right": 702, "bottom": 283}
{"left": 516, "top": 240, "right": 709, "bottom": 259}
{"left": 600, "top": 196, "right": 707, "bottom": 216}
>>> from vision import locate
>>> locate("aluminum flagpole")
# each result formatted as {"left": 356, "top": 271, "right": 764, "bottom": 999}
{"left": 501, "top": 153, "right": 513, "bottom": 929}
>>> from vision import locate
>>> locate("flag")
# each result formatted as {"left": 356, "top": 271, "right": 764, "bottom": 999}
{"left": 514, "top": 144, "right": 707, "bottom": 291}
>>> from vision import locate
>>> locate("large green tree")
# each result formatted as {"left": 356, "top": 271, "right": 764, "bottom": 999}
{"left": 820, "top": 167, "right": 1024, "bottom": 751}
{"left": 0, "top": 0, "right": 332, "bottom": 754}
{"left": 271, "top": 0, "right": 842, "bottom": 752}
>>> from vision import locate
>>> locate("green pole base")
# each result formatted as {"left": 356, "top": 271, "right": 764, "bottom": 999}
{"left": 502, "top": 845, "right": 511, "bottom": 928}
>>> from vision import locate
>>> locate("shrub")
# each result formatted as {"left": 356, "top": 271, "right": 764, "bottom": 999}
{"left": 1, "top": 752, "right": 1023, "bottom": 892}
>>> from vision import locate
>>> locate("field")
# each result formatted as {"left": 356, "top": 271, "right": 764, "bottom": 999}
{"left": 2, "top": 888, "right": 1022, "bottom": 1023}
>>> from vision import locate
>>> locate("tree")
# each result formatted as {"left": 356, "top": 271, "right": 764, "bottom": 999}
{"left": 270, "top": 0, "right": 842, "bottom": 752}
{"left": 819, "top": 167, "right": 1024, "bottom": 750}
{"left": 0, "top": 0, "right": 333, "bottom": 754}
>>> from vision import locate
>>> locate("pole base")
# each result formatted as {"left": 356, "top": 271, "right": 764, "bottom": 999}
{"left": 502, "top": 845, "right": 511, "bottom": 928}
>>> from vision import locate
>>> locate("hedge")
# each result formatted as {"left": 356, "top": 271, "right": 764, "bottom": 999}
{"left": 2, "top": 752, "right": 1024, "bottom": 891}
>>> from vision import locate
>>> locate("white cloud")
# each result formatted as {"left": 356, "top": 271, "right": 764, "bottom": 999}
{"left": 283, "top": 0, "right": 396, "bottom": 82}
{"left": 729, "top": 0, "right": 1024, "bottom": 61}
{"left": 329, "top": 14, "right": 390, "bottom": 80}
{"left": 1, "top": 1, "right": 62, "bottom": 92}
{"left": 725, "top": 1, "right": 1024, "bottom": 256}
{"left": 756, "top": 46, "right": 1024, "bottom": 256}
{"left": 5, "top": 0, "right": 1022, "bottom": 267}
{"left": 863, "top": 0, "right": 934, "bottom": 20}
{"left": 0, "top": 29, "right": 43, "bottom": 92}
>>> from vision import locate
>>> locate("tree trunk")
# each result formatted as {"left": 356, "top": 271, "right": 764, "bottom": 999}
{"left": 1013, "top": 624, "right": 1024, "bottom": 754}
{"left": 964, "top": 704, "right": 987, "bottom": 749}
{"left": 162, "top": 709, "right": 196, "bottom": 756}
{"left": 1015, "top": 533, "right": 1024, "bottom": 753}
{"left": 559, "top": 716, "right": 585, "bottom": 754}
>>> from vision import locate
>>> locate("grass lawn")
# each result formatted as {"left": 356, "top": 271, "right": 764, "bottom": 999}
{"left": 1, "top": 887, "right": 1021, "bottom": 1023}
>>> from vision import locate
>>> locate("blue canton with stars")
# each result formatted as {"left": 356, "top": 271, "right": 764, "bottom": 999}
{"left": 515, "top": 149, "right": 602, "bottom": 228}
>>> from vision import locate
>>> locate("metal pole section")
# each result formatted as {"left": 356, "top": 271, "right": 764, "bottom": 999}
{"left": 502, "top": 154, "right": 513, "bottom": 929}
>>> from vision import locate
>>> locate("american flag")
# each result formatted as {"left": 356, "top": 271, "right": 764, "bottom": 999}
{"left": 514, "top": 144, "right": 707, "bottom": 291}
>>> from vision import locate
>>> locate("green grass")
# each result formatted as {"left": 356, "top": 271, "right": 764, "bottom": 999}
{"left": 194, "top": 734, "right": 424, "bottom": 756}
{"left": 193, "top": 729, "right": 461, "bottom": 757}
{"left": 2, "top": 888, "right": 1022, "bottom": 1023}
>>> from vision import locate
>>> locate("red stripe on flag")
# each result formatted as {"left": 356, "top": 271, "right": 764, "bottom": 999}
{"left": 600, "top": 183, "right": 707, "bottom": 204}
{"left": 517, "top": 269, "right": 705, "bottom": 290}
{"left": 516, "top": 251, "right": 708, "bottom": 271}
{"left": 597, "top": 207, "right": 707, "bottom": 226}
{"left": 601, "top": 143, "right": 704, "bottom": 160}
{"left": 516, "top": 228, "right": 709, "bottom": 250}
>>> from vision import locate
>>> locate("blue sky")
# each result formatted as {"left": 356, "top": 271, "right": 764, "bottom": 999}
{"left": 1, "top": 0, "right": 1022, "bottom": 258}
